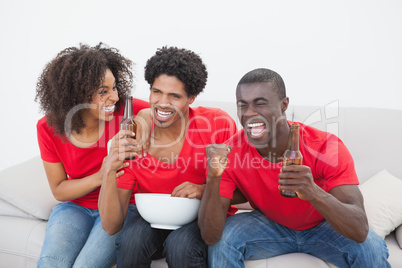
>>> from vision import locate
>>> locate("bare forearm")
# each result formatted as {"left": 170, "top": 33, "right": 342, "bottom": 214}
{"left": 52, "top": 172, "right": 102, "bottom": 201}
{"left": 198, "top": 176, "right": 229, "bottom": 245}
{"left": 311, "top": 188, "right": 368, "bottom": 243}
{"left": 98, "top": 171, "right": 128, "bottom": 235}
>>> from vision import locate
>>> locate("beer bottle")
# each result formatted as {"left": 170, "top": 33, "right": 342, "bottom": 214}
{"left": 281, "top": 123, "right": 303, "bottom": 198}
{"left": 120, "top": 96, "right": 137, "bottom": 160}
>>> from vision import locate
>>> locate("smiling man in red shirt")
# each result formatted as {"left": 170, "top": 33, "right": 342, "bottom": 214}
{"left": 99, "top": 46, "right": 237, "bottom": 268}
{"left": 199, "top": 68, "right": 391, "bottom": 268}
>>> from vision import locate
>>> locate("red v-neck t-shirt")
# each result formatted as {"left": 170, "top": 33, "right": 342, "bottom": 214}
{"left": 117, "top": 106, "right": 237, "bottom": 195}
{"left": 219, "top": 121, "right": 359, "bottom": 230}
{"left": 37, "top": 98, "right": 150, "bottom": 209}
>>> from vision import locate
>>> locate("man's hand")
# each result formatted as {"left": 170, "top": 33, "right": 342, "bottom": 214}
{"left": 278, "top": 165, "right": 320, "bottom": 200}
{"left": 199, "top": 144, "right": 232, "bottom": 246}
{"left": 206, "top": 144, "right": 232, "bottom": 178}
{"left": 171, "top": 182, "right": 205, "bottom": 199}
{"left": 133, "top": 114, "right": 152, "bottom": 158}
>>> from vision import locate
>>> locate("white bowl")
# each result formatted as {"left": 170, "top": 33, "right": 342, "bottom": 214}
{"left": 135, "top": 193, "right": 201, "bottom": 230}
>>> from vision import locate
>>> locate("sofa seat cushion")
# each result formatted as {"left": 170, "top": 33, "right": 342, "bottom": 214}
{"left": 0, "top": 157, "right": 59, "bottom": 220}
{"left": 148, "top": 253, "right": 338, "bottom": 268}
{"left": 251, "top": 252, "right": 337, "bottom": 267}
{"left": 0, "top": 215, "right": 46, "bottom": 268}
{"left": 385, "top": 232, "right": 402, "bottom": 267}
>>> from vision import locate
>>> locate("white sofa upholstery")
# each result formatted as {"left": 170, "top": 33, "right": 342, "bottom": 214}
{"left": 1, "top": 101, "right": 402, "bottom": 268}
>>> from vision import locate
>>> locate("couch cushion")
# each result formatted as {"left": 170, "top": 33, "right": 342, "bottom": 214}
{"left": 385, "top": 232, "right": 402, "bottom": 267}
{"left": 360, "top": 170, "right": 402, "bottom": 239}
{"left": 264, "top": 252, "right": 337, "bottom": 267}
{"left": 0, "top": 199, "right": 35, "bottom": 218}
{"left": 0, "top": 215, "right": 46, "bottom": 268}
{"left": 0, "top": 156, "right": 59, "bottom": 220}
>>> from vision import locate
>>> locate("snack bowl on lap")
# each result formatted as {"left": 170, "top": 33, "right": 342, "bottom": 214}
{"left": 135, "top": 193, "right": 201, "bottom": 230}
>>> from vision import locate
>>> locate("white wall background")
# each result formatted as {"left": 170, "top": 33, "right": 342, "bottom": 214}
{"left": 1, "top": 0, "right": 401, "bottom": 171}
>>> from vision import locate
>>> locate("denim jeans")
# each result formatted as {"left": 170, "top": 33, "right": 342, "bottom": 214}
{"left": 37, "top": 202, "right": 119, "bottom": 268}
{"left": 116, "top": 204, "right": 207, "bottom": 268}
{"left": 209, "top": 210, "right": 390, "bottom": 268}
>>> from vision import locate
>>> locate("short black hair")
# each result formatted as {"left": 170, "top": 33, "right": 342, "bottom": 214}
{"left": 238, "top": 68, "right": 286, "bottom": 99}
{"left": 35, "top": 42, "right": 133, "bottom": 137}
{"left": 144, "top": 46, "right": 208, "bottom": 97}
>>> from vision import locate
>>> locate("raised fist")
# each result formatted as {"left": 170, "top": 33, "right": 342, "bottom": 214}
{"left": 206, "top": 144, "right": 232, "bottom": 177}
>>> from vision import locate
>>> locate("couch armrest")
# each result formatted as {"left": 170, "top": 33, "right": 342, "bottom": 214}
{"left": 396, "top": 224, "right": 402, "bottom": 249}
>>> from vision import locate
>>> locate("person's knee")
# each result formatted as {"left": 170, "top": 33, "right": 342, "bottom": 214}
{"left": 362, "top": 229, "right": 388, "bottom": 252}
{"left": 116, "top": 232, "right": 150, "bottom": 267}
{"left": 37, "top": 256, "right": 72, "bottom": 268}
{"left": 165, "top": 225, "right": 207, "bottom": 266}
{"left": 165, "top": 235, "right": 205, "bottom": 257}
{"left": 117, "top": 209, "right": 150, "bottom": 249}
{"left": 349, "top": 229, "right": 390, "bottom": 267}
{"left": 208, "top": 233, "right": 232, "bottom": 254}
{"left": 215, "top": 222, "right": 240, "bottom": 247}
{"left": 116, "top": 226, "right": 148, "bottom": 254}
{"left": 116, "top": 223, "right": 148, "bottom": 261}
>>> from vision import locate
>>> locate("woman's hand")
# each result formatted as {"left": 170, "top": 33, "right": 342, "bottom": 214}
{"left": 98, "top": 156, "right": 128, "bottom": 184}
{"left": 108, "top": 129, "right": 146, "bottom": 160}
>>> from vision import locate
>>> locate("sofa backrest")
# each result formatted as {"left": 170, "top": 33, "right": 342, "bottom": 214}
{"left": 194, "top": 100, "right": 402, "bottom": 184}
{"left": 292, "top": 105, "right": 402, "bottom": 183}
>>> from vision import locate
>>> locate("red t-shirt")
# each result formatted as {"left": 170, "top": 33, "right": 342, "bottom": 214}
{"left": 117, "top": 106, "right": 238, "bottom": 213}
{"left": 220, "top": 121, "right": 359, "bottom": 230}
{"left": 37, "top": 98, "right": 149, "bottom": 209}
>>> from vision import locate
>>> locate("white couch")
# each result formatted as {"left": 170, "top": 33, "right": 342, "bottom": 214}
{"left": 1, "top": 101, "right": 402, "bottom": 268}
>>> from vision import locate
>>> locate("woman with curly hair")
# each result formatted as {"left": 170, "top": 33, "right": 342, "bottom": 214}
{"left": 35, "top": 42, "right": 149, "bottom": 267}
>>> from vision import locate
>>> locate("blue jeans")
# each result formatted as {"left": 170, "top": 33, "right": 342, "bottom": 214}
{"left": 116, "top": 204, "right": 207, "bottom": 268}
{"left": 37, "top": 202, "right": 119, "bottom": 268}
{"left": 209, "top": 210, "right": 390, "bottom": 268}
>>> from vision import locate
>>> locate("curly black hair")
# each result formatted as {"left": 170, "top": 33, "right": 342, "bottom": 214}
{"left": 35, "top": 42, "right": 133, "bottom": 137}
{"left": 144, "top": 46, "right": 208, "bottom": 97}
{"left": 238, "top": 68, "right": 287, "bottom": 100}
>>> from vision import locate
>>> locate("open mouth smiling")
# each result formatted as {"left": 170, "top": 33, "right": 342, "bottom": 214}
{"left": 155, "top": 108, "right": 175, "bottom": 121}
{"left": 247, "top": 122, "right": 266, "bottom": 138}
{"left": 102, "top": 104, "right": 115, "bottom": 114}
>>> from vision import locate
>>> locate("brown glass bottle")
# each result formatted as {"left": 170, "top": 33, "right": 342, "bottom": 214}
{"left": 281, "top": 123, "right": 303, "bottom": 198}
{"left": 120, "top": 96, "right": 137, "bottom": 160}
